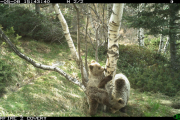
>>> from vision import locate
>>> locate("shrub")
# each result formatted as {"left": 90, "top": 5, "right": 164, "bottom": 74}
{"left": 117, "top": 44, "right": 180, "bottom": 97}
{"left": 0, "top": 60, "right": 13, "bottom": 97}
{"left": 0, "top": 5, "right": 73, "bottom": 43}
{"left": 98, "top": 45, "right": 108, "bottom": 61}
{"left": 144, "top": 34, "right": 160, "bottom": 51}
{"left": 4, "top": 26, "right": 22, "bottom": 46}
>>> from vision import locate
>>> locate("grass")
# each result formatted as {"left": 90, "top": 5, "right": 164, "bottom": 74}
{"left": 0, "top": 37, "right": 179, "bottom": 117}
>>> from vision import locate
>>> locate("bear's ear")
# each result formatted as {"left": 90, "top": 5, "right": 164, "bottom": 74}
{"left": 89, "top": 65, "right": 93, "bottom": 70}
{"left": 118, "top": 98, "right": 124, "bottom": 104}
{"left": 91, "top": 60, "right": 96, "bottom": 63}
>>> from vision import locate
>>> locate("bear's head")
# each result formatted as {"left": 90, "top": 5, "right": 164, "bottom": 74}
{"left": 88, "top": 60, "right": 105, "bottom": 76}
{"left": 110, "top": 95, "right": 125, "bottom": 113}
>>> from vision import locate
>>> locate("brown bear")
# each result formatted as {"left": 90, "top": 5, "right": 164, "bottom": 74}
{"left": 86, "top": 60, "right": 112, "bottom": 116}
{"left": 105, "top": 73, "right": 130, "bottom": 113}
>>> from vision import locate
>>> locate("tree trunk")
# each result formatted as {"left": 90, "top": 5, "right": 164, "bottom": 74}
{"left": 104, "top": 3, "right": 124, "bottom": 112}
{"left": 95, "top": 25, "right": 100, "bottom": 62}
{"left": 53, "top": 4, "right": 79, "bottom": 60}
{"left": 137, "top": 28, "right": 144, "bottom": 47}
{"left": 88, "top": 5, "right": 96, "bottom": 35}
{"left": 53, "top": 4, "right": 88, "bottom": 83}
{"left": 85, "top": 13, "right": 89, "bottom": 77}
{"left": 73, "top": 4, "right": 87, "bottom": 87}
{"left": 158, "top": 33, "right": 164, "bottom": 53}
{"left": 163, "top": 36, "right": 169, "bottom": 54}
{"left": 138, "top": 3, "right": 144, "bottom": 47}
{"left": 169, "top": 4, "right": 177, "bottom": 69}
{"left": 35, "top": 4, "right": 40, "bottom": 15}
{"left": 105, "top": 4, "right": 112, "bottom": 45}
{"left": 107, "top": 4, "right": 112, "bottom": 23}
{"left": 105, "top": 3, "right": 124, "bottom": 80}
{"left": 137, "top": 4, "right": 145, "bottom": 47}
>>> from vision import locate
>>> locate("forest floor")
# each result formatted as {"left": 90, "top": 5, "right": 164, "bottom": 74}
{"left": 0, "top": 37, "right": 179, "bottom": 117}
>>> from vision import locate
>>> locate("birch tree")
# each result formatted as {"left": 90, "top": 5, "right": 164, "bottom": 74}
{"left": 52, "top": 4, "right": 79, "bottom": 60}
{"left": 137, "top": 4, "right": 144, "bottom": 47}
{"left": 124, "top": 4, "right": 180, "bottom": 69}
{"left": 0, "top": 28, "right": 86, "bottom": 92}
{"left": 1, "top": 3, "right": 125, "bottom": 114}
{"left": 105, "top": 3, "right": 124, "bottom": 80}
{"left": 158, "top": 32, "right": 164, "bottom": 53}
{"left": 0, "top": 3, "right": 90, "bottom": 96}
{"left": 137, "top": 28, "right": 144, "bottom": 46}
{"left": 52, "top": 4, "right": 88, "bottom": 84}
{"left": 163, "top": 36, "right": 169, "bottom": 54}
{"left": 103, "top": 4, "right": 124, "bottom": 111}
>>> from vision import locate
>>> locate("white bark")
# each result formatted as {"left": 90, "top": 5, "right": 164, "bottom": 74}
{"left": 104, "top": 3, "right": 124, "bottom": 112}
{"left": 53, "top": 4, "right": 88, "bottom": 83}
{"left": 0, "top": 28, "right": 86, "bottom": 92}
{"left": 53, "top": 4, "right": 79, "bottom": 60}
{"left": 137, "top": 28, "right": 144, "bottom": 46}
{"left": 105, "top": 3, "right": 124, "bottom": 80}
{"left": 137, "top": 4, "right": 145, "bottom": 47}
{"left": 163, "top": 36, "right": 169, "bottom": 54}
{"left": 158, "top": 34, "right": 164, "bottom": 53}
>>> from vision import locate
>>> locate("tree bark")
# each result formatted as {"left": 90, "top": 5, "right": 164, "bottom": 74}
{"left": 163, "top": 36, "right": 169, "bottom": 54}
{"left": 104, "top": 3, "right": 124, "bottom": 112}
{"left": 53, "top": 3, "right": 88, "bottom": 82}
{"left": 95, "top": 24, "right": 100, "bottom": 62}
{"left": 158, "top": 33, "right": 164, "bottom": 53}
{"left": 85, "top": 12, "right": 89, "bottom": 77}
{"left": 88, "top": 4, "right": 96, "bottom": 35}
{"left": 169, "top": 4, "right": 178, "bottom": 69}
{"left": 52, "top": 4, "right": 79, "bottom": 60}
{"left": 137, "top": 4, "right": 145, "bottom": 47}
{"left": 73, "top": 4, "right": 87, "bottom": 87}
{"left": 105, "top": 3, "right": 124, "bottom": 80}
{"left": 137, "top": 28, "right": 144, "bottom": 47}
{"left": 35, "top": 4, "right": 40, "bottom": 15}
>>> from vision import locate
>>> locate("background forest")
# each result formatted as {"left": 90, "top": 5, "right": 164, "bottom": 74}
{"left": 0, "top": 3, "right": 180, "bottom": 117}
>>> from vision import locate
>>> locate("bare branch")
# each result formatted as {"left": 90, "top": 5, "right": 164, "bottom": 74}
{"left": 0, "top": 28, "right": 86, "bottom": 92}
{"left": 85, "top": 10, "right": 89, "bottom": 77}
{"left": 73, "top": 3, "right": 87, "bottom": 87}
{"left": 53, "top": 3, "right": 88, "bottom": 84}
{"left": 95, "top": 24, "right": 100, "bottom": 62}
{"left": 81, "top": 26, "right": 96, "bottom": 50}
{"left": 88, "top": 4, "right": 108, "bottom": 32}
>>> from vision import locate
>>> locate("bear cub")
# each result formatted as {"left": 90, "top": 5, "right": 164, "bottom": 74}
{"left": 86, "top": 60, "right": 112, "bottom": 116}
{"left": 105, "top": 73, "right": 130, "bottom": 113}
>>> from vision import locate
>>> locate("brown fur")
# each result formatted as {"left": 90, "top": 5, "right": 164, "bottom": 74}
{"left": 105, "top": 73, "right": 130, "bottom": 113}
{"left": 86, "top": 60, "right": 112, "bottom": 116}
{"left": 86, "top": 86, "right": 112, "bottom": 116}
{"left": 98, "top": 75, "right": 112, "bottom": 88}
